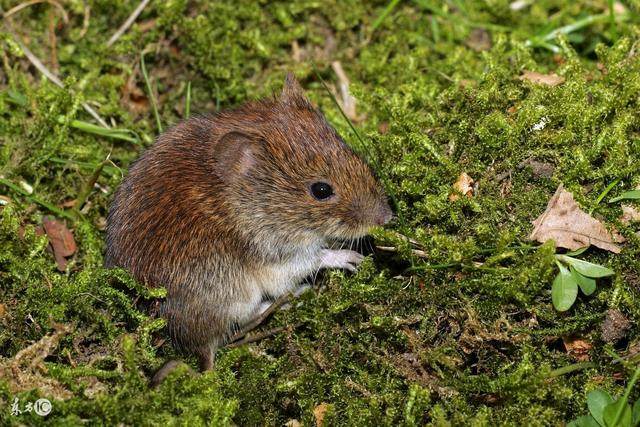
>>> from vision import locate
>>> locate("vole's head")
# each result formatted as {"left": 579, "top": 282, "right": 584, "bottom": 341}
{"left": 212, "top": 74, "right": 392, "bottom": 244}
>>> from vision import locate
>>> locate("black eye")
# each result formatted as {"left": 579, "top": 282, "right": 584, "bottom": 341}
{"left": 310, "top": 182, "right": 334, "bottom": 200}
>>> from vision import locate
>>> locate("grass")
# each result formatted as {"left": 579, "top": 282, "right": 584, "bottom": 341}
{"left": 1, "top": 0, "right": 640, "bottom": 425}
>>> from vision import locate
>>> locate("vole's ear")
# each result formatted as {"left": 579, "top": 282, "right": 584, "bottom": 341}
{"left": 281, "top": 72, "right": 312, "bottom": 108}
{"left": 214, "top": 131, "right": 262, "bottom": 181}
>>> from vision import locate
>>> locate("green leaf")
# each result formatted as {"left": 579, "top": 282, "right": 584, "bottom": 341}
{"left": 552, "top": 264, "right": 579, "bottom": 311}
{"left": 632, "top": 398, "right": 640, "bottom": 427}
{"left": 557, "top": 255, "right": 615, "bottom": 278}
{"left": 610, "top": 190, "right": 640, "bottom": 203}
{"left": 571, "top": 415, "right": 607, "bottom": 427}
{"left": 588, "top": 390, "right": 614, "bottom": 426}
{"left": 571, "top": 266, "right": 597, "bottom": 295}
{"left": 567, "top": 246, "right": 590, "bottom": 256}
{"left": 603, "top": 399, "right": 632, "bottom": 427}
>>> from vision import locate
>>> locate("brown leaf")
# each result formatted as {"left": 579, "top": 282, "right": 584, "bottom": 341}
{"left": 43, "top": 216, "right": 76, "bottom": 271}
{"left": 529, "top": 185, "right": 625, "bottom": 253}
{"left": 331, "top": 61, "right": 364, "bottom": 122}
{"left": 563, "top": 336, "right": 592, "bottom": 361}
{"left": 449, "top": 172, "right": 474, "bottom": 201}
{"left": 313, "top": 403, "right": 329, "bottom": 427}
{"left": 518, "top": 71, "right": 565, "bottom": 87}
{"left": 621, "top": 205, "right": 640, "bottom": 225}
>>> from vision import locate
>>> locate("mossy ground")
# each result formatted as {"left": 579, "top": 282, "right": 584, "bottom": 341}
{"left": 1, "top": 0, "right": 640, "bottom": 425}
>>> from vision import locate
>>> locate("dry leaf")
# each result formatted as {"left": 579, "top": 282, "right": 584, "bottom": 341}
{"left": 285, "top": 420, "right": 302, "bottom": 427}
{"left": 621, "top": 205, "right": 640, "bottom": 224}
{"left": 529, "top": 185, "right": 625, "bottom": 253}
{"left": 43, "top": 216, "right": 77, "bottom": 271}
{"left": 449, "top": 172, "right": 474, "bottom": 201}
{"left": 331, "top": 61, "right": 363, "bottom": 122}
{"left": 518, "top": 71, "right": 565, "bottom": 87}
{"left": 563, "top": 336, "right": 592, "bottom": 361}
{"left": 313, "top": 403, "right": 329, "bottom": 427}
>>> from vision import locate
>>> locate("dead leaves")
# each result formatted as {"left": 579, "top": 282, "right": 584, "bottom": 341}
{"left": 331, "top": 61, "right": 363, "bottom": 122}
{"left": 0, "top": 323, "right": 73, "bottom": 399}
{"left": 42, "top": 216, "right": 77, "bottom": 271}
{"left": 562, "top": 336, "right": 592, "bottom": 362}
{"left": 449, "top": 172, "right": 475, "bottom": 201}
{"left": 530, "top": 185, "right": 625, "bottom": 253}
{"left": 313, "top": 403, "right": 329, "bottom": 427}
{"left": 518, "top": 70, "right": 565, "bottom": 87}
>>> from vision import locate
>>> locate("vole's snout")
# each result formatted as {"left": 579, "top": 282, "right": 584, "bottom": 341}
{"left": 375, "top": 202, "right": 394, "bottom": 226}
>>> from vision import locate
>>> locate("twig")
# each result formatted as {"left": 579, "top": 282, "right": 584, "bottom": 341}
{"left": 3, "top": 0, "right": 68, "bottom": 23}
{"left": 78, "top": 1, "right": 90, "bottom": 39}
{"left": 331, "top": 61, "right": 358, "bottom": 122}
{"left": 225, "top": 325, "right": 293, "bottom": 348}
{"left": 106, "top": 0, "right": 151, "bottom": 47}
{"left": 48, "top": 8, "right": 59, "bottom": 72}
{"left": 227, "top": 292, "right": 294, "bottom": 343}
{"left": 376, "top": 245, "right": 428, "bottom": 258}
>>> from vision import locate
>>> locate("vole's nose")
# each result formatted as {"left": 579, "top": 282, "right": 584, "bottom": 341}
{"left": 375, "top": 203, "right": 394, "bottom": 226}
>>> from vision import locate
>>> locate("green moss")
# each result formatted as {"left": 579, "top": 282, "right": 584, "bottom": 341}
{"left": 1, "top": 0, "right": 640, "bottom": 425}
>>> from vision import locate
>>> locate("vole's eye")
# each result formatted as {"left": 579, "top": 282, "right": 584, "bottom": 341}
{"left": 310, "top": 182, "right": 334, "bottom": 200}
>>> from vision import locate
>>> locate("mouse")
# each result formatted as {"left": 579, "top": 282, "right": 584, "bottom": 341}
{"left": 105, "top": 73, "right": 392, "bottom": 379}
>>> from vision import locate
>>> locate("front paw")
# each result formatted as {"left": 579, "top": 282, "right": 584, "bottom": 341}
{"left": 319, "top": 249, "right": 364, "bottom": 272}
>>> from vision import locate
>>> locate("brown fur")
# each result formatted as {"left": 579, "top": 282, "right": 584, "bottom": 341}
{"left": 105, "top": 74, "right": 391, "bottom": 370}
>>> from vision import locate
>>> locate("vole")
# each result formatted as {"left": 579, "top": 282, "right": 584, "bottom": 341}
{"left": 105, "top": 73, "right": 392, "bottom": 374}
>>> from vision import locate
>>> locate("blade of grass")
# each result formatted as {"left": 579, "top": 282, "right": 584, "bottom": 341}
{"left": 141, "top": 53, "right": 163, "bottom": 133}
{"left": 185, "top": 81, "right": 192, "bottom": 119}
{"left": 590, "top": 177, "right": 620, "bottom": 214}
{"left": 608, "top": 0, "right": 618, "bottom": 40}
{"left": 48, "top": 157, "right": 119, "bottom": 176}
{"left": 75, "top": 158, "right": 109, "bottom": 213}
{"left": 63, "top": 118, "right": 139, "bottom": 144}
{"left": 527, "top": 12, "right": 630, "bottom": 49}
{"left": 371, "top": 0, "right": 402, "bottom": 31}
{"left": 612, "top": 365, "right": 640, "bottom": 426}
{"left": 0, "top": 177, "right": 76, "bottom": 221}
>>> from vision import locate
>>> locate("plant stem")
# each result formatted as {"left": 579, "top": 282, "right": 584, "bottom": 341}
{"left": 0, "top": 178, "right": 76, "bottom": 221}
{"left": 185, "top": 81, "right": 192, "bottom": 118}
{"left": 612, "top": 364, "right": 640, "bottom": 426}
{"left": 141, "top": 53, "right": 163, "bottom": 133}
{"left": 372, "top": 0, "right": 402, "bottom": 31}
{"left": 590, "top": 177, "right": 620, "bottom": 214}
{"left": 547, "top": 361, "right": 596, "bottom": 378}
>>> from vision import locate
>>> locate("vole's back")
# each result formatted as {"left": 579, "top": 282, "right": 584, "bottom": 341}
{"left": 106, "top": 116, "right": 251, "bottom": 355}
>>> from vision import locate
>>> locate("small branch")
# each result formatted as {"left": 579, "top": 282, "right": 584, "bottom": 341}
{"left": 78, "top": 1, "right": 90, "bottom": 39}
{"left": 106, "top": 0, "right": 151, "bottom": 47}
{"left": 376, "top": 245, "right": 428, "bottom": 258}
{"left": 3, "top": 0, "right": 68, "bottom": 24}
{"left": 225, "top": 325, "right": 294, "bottom": 348}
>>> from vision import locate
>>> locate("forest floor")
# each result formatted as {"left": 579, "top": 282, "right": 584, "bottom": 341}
{"left": 1, "top": 0, "right": 640, "bottom": 425}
